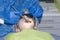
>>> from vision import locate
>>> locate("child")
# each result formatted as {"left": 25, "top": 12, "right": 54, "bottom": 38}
{"left": 4, "top": 14, "right": 54, "bottom": 40}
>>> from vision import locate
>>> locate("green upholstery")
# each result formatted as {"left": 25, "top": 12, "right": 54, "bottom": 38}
{"left": 4, "top": 29, "right": 54, "bottom": 40}
{"left": 54, "top": 0, "right": 60, "bottom": 12}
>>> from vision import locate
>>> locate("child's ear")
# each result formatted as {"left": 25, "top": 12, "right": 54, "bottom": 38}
{"left": 15, "top": 28, "right": 21, "bottom": 32}
{"left": 34, "top": 26, "right": 37, "bottom": 30}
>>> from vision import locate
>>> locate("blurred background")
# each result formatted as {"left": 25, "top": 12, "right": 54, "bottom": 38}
{"left": 38, "top": 0, "right": 60, "bottom": 36}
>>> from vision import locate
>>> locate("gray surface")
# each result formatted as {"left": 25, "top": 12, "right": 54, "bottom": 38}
{"left": 38, "top": 2, "right": 60, "bottom": 36}
{"left": 57, "top": 0, "right": 60, "bottom": 4}
{"left": 38, "top": 13, "right": 60, "bottom": 36}
{"left": 0, "top": 37, "right": 4, "bottom": 40}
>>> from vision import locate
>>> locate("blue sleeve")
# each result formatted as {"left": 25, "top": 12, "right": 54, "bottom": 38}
{"left": 0, "top": 0, "right": 15, "bottom": 24}
{"left": 28, "top": 0, "right": 43, "bottom": 23}
{"left": 0, "top": 24, "right": 13, "bottom": 37}
{"left": 0, "top": 0, "right": 24, "bottom": 24}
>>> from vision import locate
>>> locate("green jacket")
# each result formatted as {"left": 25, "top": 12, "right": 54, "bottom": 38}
{"left": 4, "top": 29, "right": 54, "bottom": 40}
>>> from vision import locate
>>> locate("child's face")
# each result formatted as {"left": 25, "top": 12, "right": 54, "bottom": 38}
{"left": 17, "top": 15, "right": 34, "bottom": 30}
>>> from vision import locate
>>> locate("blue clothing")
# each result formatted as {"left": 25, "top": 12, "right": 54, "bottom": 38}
{"left": 0, "top": 0, "right": 43, "bottom": 37}
{"left": 0, "top": 24, "right": 13, "bottom": 37}
{"left": 0, "top": 0, "right": 43, "bottom": 24}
